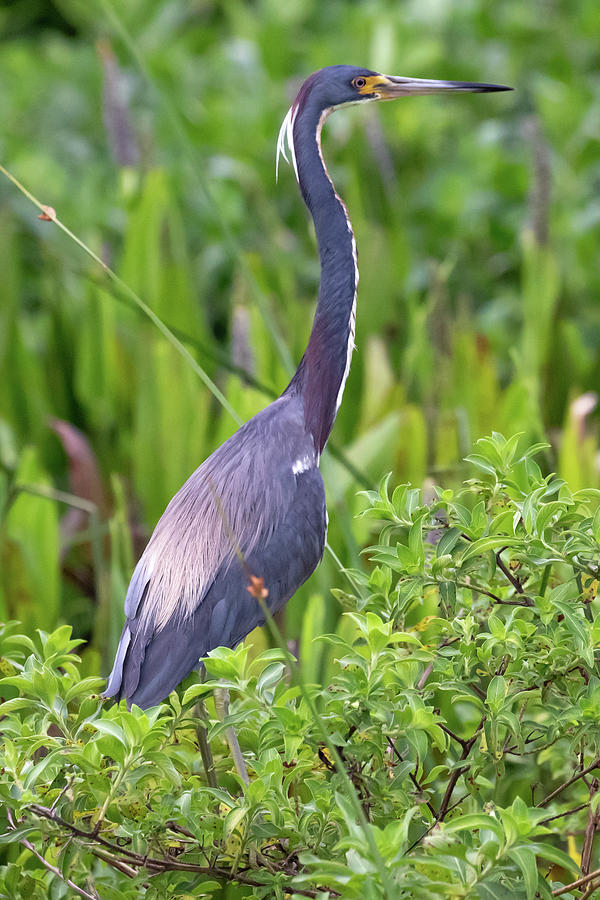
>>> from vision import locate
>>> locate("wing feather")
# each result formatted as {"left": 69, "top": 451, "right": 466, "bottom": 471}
{"left": 105, "top": 395, "right": 323, "bottom": 707}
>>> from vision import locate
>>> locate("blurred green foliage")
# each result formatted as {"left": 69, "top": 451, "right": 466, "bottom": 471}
{"left": 0, "top": 1, "right": 599, "bottom": 676}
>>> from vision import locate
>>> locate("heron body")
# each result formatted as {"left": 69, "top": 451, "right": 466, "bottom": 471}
{"left": 105, "top": 65, "right": 510, "bottom": 709}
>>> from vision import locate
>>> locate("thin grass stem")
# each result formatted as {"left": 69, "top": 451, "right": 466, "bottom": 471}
{"left": 0, "top": 163, "right": 242, "bottom": 426}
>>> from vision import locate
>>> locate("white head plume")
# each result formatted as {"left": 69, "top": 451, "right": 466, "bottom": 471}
{"left": 276, "top": 104, "right": 299, "bottom": 182}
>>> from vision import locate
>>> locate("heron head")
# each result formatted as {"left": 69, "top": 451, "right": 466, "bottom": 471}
{"left": 294, "top": 64, "right": 512, "bottom": 109}
{"left": 277, "top": 65, "right": 511, "bottom": 179}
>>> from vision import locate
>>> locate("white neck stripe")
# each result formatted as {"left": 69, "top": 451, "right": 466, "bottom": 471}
{"left": 315, "top": 109, "right": 358, "bottom": 416}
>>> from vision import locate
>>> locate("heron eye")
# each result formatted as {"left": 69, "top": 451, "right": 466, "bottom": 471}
{"left": 353, "top": 77, "right": 367, "bottom": 89}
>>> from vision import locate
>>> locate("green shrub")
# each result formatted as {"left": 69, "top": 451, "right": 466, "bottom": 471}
{"left": 1, "top": 433, "right": 599, "bottom": 898}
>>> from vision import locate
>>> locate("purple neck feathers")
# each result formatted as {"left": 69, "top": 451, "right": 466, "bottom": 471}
{"left": 283, "top": 92, "right": 357, "bottom": 455}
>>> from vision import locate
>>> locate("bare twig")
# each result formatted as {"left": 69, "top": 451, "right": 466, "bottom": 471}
{"left": 50, "top": 776, "right": 74, "bottom": 813}
{"left": 437, "top": 720, "right": 484, "bottom": 821}
{"left": 438, "top": 723, "right": 469, "bottom": 751}
{"left": 166, "top": 820, "right": 195, "bottom": 839}
{"left": 417, "top": 637, "right": 459, "bottom": 690}
{"left": 23, "top": 803, "right": 331, "bottom": 898}
{"left": 494, "top": 598, "right": 534, "bottom": 607}
{"left": 581, "top": 779, "right": 599, "bottom": 876}
{"left": 417, "top": 661, "right": 435, "bottom": 690}
{"left": 405, "top": 793, "right": 470, "bottom": 854}
{"left": 495, "top": 547, "right": 526, "bottom": 594}
{"left": 453, "top": 581, "right": 505, "bottom": 604}
{"left": 495, "top": 655, "right": 508, "bottom": 677}
{"left": 397, "top": 747, "right": 438, "bottom": 819}
{"left": 539, "top": 803, "right": 588, "bottom": 827}
{"left": 552, "top": 866, "right": 600, "bottom": 897}
{"left": 538, "top": 758, "right": 600, "bottom": 808}
{"left": 427, "top": 576, "right": 532, "bottom": 608}
{"left": 408, "top": 772, "right": 438, "bottom": 818}
{"left": 91, "top": 847, "right": 141, "bottom": 879}
{"left": 469, "top": 682, "right": 487, "bottom": 701}
{"left": 6, "top": 810, "right": 96, "bottom": 900}
{"left": 458, "top": 578, "right": 532, "bottom": 607}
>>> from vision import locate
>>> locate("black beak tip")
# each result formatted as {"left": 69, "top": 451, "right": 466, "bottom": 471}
{"left": 477, "top": 83, "right": 513, "bottom": 93}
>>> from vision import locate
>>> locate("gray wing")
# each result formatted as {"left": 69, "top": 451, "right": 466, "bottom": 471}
{"left": 104, "top": 395, "right": 326, "bottom": 709}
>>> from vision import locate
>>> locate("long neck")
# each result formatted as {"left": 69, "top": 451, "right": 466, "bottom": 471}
{"left": 284, "top": 100, "right": 357, "bottom": 455}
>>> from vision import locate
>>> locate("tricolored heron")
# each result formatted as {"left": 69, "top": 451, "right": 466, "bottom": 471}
{"left": 105, "top": 65, "right": 510, "bottom": 714}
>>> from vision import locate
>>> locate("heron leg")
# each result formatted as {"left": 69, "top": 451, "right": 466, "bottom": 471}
{"left": 214, "top": 687, "right": 249, "bottom": 786}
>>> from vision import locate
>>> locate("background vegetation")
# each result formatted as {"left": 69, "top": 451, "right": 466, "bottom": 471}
{"left": 0, "top": 0, "right": 599, "bottom": 896}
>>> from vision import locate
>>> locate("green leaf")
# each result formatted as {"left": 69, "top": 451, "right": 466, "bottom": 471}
{"left": 94, "top": 719, "right": 128, "bottom": 747}
{"left": 486, "top": 675, "right": 507, "bottom": 713}
{"left": 256, "top": 662, "right": 285, "bottom": 695}
{"left": 0, "top": 824, "right": 38, "bottom": 846}
{"left": 181, "top": 683, "right": 214, "bottom": 705}
{"left": 507, "top": 846, "right": 538, "bottom": 899}
{"left": 223, "top": 806, "right": 247, "bottom": 842}
{"left": 527, "top": 842, "right": 580, "bottom": 876}
{"left": 477, "top": 880, "right": 515, "bottom": 900}
{"left": 443, "top": 814, "right": 504, "bottom": 841}
{"left": 462, "top": 536, "right": 524, "bottom": 563}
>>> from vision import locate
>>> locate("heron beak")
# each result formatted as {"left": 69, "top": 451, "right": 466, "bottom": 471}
{"left": 374, "top": 75, "right": 512, "bottom": 99}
